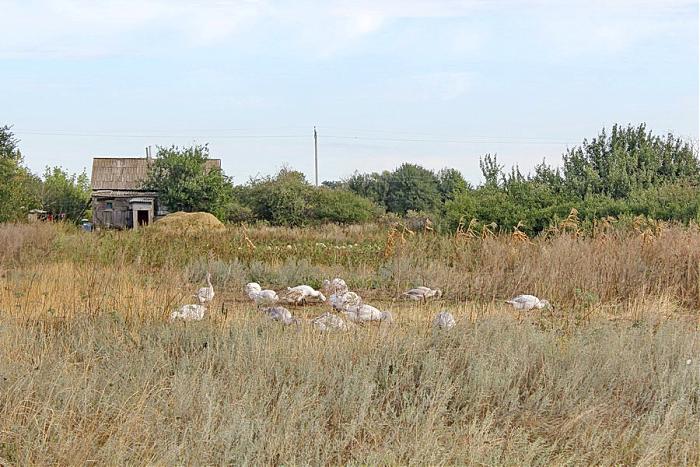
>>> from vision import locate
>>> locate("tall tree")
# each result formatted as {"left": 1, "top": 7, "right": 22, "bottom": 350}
{"left": 436, "top": 168, "right": 469, "bottom": 202}
{"left": 41, "top": 167, "right": 91, "bottom": 221}
{"left": 142, "top": 144, "right": 234, "bottom": 221}
{"left": 479, "top": 153, "right": 503, "bottom": 188}
{"left": 346, "top": 171, "right": 391, "bottom": 208}
{"left": 0, "top": 126, "right": 39, "bottom": 222}
{"left": 562, "top": 123, "right": 699, "bottom": 199}
{"left": 385, "top": 163, "right": 441, "bottom": 214}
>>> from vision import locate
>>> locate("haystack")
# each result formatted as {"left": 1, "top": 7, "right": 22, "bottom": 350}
{"left": 150, "top": 212, "right": 225, "bottom": 234}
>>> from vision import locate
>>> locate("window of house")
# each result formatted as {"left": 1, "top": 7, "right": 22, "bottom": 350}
{"left": 106, "top": 201, "right": 113, "bottom": 210}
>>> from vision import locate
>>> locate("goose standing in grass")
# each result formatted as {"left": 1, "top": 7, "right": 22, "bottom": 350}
{"left": 433, "top": 311, "right": 456, "bottom": 330}
{"left": 245, "top": 282, "right": 279, "bottom": 307}
{"left": 342, "top": 303, "right": 393, "bottom": 324}
{"left": 196, "top": 272, "right": 215, "bottom": 304}
{"left": 505, "top": 294, "right": 550, "bottom": 311}
{"left": 262, "top": 306, "right": 298, "bottom": 325}
{"left": 170, "top": 303, "right": 207, "bottom": 322}
{"left": 312, "top": 312, "right": 349, "bottom": 332}
{"left": 284, "top": 285, "right": 326, "bottom": 305}
{"left": 402, "top": 286, "right": 442, "bottom": 302}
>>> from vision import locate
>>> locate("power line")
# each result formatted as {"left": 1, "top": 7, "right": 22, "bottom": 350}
{"left": 321, "top": 125, "right": 578, "bottom": 142}
{"left": 323, "top": 134, "right": 579, "bottom": 145}
{"left": 12, "top": 129, "right": 580, "bottom": 145}
{"left": 12, "top": 130, "right": 308, "bottom": 139}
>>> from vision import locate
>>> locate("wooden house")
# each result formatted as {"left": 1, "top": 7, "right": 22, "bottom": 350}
{"left": 90, "top": 157, "right": 221, "bottom": 230}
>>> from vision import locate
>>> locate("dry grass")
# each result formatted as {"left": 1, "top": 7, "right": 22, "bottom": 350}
{"left": 0, "top": 222, "right": 698, "bottom": 464}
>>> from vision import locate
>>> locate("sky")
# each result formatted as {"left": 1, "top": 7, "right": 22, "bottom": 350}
{"left": 1, "top": 0, "right": 698, "bottom": 185}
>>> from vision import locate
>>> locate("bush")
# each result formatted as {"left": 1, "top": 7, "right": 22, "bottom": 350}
{"left": 626, "top": 183, "right": 700, "bottom": 221}
{"left": 312, "top": 188, "right": 379, "bottom": 224}
{"left": 386, "top": 163, "right": 441, "bottom": 214}
{"left": 240, "top": 169, "right": 315, "bottom": 226}
{"left": 225, "top": 199, "right": 255, "bottom": 224}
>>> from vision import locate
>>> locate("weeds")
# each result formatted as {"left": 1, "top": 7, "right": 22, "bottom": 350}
{"left": 0, "top": 313, "right": 696, "bottom": 465}
{"left": 0, "top": 222, "right": 698, "bottom": 464}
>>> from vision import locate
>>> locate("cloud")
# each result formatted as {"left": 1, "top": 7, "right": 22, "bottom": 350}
{"left": 524, "top": 0, "right": 698, "bottom": 57}
{"left": 0, "top": 0, "right": 694, "bottom": 59}
{"left": 0, "top": 0, "right": 267, "bottom": 58}
{"left": 0, "top": 0, "right": 490, "bottom": 59}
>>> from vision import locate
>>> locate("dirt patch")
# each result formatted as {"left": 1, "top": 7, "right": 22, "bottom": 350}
{"left": 150, "top": 211, "right": 226, "bottom": 234}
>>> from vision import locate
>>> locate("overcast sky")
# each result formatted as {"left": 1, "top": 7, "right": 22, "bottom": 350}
{"left": 1, "top": 0, "right": 697, "bottom": 184}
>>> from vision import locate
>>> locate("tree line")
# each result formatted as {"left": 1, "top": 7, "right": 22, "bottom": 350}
{"left": 0, "top": 126, "right": 91, "bottom": 223}
{"left": 1, "top": 123, "right": 698, "bottom": 233}
{"left": 335, "top": 124, "right": 700, "bottom": 233}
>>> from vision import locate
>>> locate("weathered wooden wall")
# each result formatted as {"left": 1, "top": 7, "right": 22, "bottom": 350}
{"left": 92, "top": 198, "right": 132, "bottom": 229}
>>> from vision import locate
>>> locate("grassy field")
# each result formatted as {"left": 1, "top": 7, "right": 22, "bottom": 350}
{"left": 0, "top": 221, "right": 698, "bottom": 464}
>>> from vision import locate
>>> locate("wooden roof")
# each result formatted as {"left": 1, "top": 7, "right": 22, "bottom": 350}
{"left": 92, "top": 189, "right": 158, "bottom": 199}
{"left": 91, "top": 157, "right": 222, "bottom": 191}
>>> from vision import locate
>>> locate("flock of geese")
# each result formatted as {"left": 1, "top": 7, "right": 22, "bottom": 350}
{"left": 170, "top": 274, "right": 551, "bottom": 331}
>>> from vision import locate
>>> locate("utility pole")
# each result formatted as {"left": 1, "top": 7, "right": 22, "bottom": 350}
{"left": 314, "top": 126, "right": 319, "bottom": 186}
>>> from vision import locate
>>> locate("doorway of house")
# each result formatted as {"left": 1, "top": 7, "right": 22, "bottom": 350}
{"left": 137, "top": 210, "right": 149, "bottom": 226}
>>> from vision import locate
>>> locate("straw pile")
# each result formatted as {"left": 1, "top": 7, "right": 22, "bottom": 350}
{"left": 149, "top": 211, "right": 225, "bottom": 234}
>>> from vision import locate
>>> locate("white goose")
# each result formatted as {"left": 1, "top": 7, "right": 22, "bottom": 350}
{"left": 433, "top": 311, "right": 456, "bottom": 330}
{"left": 342, "top": 303, "right": 393, "bottom": 324}
{"left": 323, "top": 277, "right": 348, "bottom": 295}
{"left": 505, "top": 294, "right": 550, "bottom": 310}
{"left": 170, "top": 303, "right": 207, "bottom": 322}
{"left": 245, "top": 282, "right": 279, "bottom": 307}
{"left": 284, "top": 285, "right": 326, "bottom": 305}
{"left": 311, "top": 312, "right": 349, "bottom": 332}
{"left": 402, "top": 286, "right": 442, "bottom": 301}
{"left": 262, "top": 306, "right": 298, "bottom": 325}
{"left": 329, "top": 291, "right": 363, "bottom": 312}
{"left": 196, "top": 272, "right": 214, "bottom": 304}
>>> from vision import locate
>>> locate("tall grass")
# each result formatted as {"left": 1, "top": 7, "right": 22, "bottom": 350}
{"left": 4, "top": 221, "right": 700, "bottom": 310}
{"left": 0, "top": 222, "right": 698, "bottom": 464}
{"left": 0, "top": 313, "right": 696, "bottom": 464}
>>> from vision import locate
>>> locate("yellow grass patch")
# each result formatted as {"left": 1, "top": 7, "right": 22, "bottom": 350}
{"left": 149, "top": 211, "right": 225, "bottom": 235}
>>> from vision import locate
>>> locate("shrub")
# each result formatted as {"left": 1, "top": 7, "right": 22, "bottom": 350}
{"left": 386, "top": 163, "right": 441, "bottom": 214}
{"left": 240, "top": 169, "right": 315, "bottom": 226}
{"left": 312, "top": 188, "right": 379, "bottom": 224}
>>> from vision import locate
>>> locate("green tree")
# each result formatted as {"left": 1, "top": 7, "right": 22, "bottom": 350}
{"left": 385, "top": 163, "right": 441, "bottom": 214}
{"left": 479, "top": 153, "right": 503, "bottom": 188}
{"left": 531, "top": 158, "right": 564, "bottom": 193}
{"left": 0, "top": 126, "right": 40, "bottom": 222}
{"left": 239, "top": 169, "right": 314, "bottom": 226}
{"left": 562, "top": 123, "right": 699, "bottom": 199}
{"left": 41, "top": 167, "right": 91, "bottom": 222}
{"left": 437, "top": 168, "right": 469, "bottom": 202}
{"left": 346, "top": 171, "right": 391, "bottom": 207}
{"left": 444, "top": 190, "right": 477, "bottom": 229}
{"left": 142, "top": 144, "right": 234, "bottom": 221}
